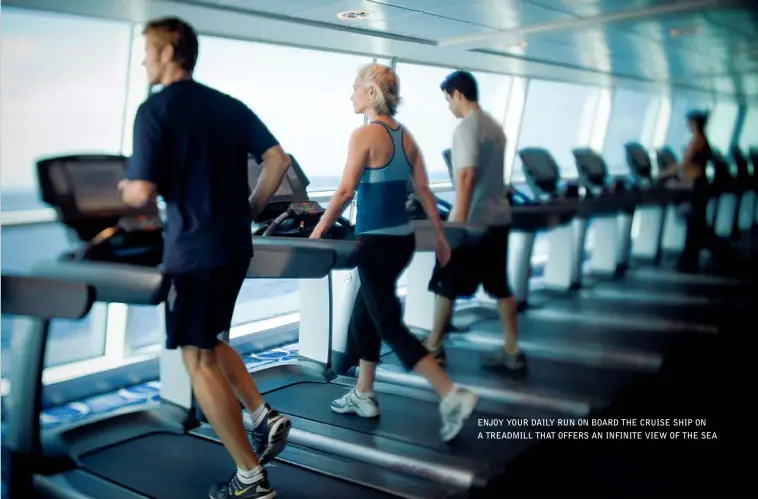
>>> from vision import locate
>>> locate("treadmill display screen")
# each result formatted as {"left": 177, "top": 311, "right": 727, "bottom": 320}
{"left": 628, "top": 148, "right": 650, "bottom": 171}
{"left": 528, "top": 157, "right": 555, "bottom": 182}
{"left": 580, "top": 154, "right": 605, "bottom": 178}
{"left": 66, "top": 161, "right": 127, "bottom": 214}
{"left": 248, "top": 158, "right": 295, "bottom": 197}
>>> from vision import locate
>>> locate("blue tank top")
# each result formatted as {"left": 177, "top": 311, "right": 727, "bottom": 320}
{"left": 355, "top": 121, "right": 414, "bottom": 235}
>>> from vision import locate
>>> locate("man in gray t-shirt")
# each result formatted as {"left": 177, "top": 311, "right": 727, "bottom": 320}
{"left": 426, "top": 71, "right": 525, "bottom": 372}
{"left": 449, "top": 104, "right": 512, "bottom": 227}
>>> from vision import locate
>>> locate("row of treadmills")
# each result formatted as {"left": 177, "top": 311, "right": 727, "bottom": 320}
{"left": 2, "top": 140, "right": 756, "bottom": 498}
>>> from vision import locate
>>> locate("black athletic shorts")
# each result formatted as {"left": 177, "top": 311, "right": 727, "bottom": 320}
{"left": 428, "top": 225, "right": 512, "bottom": 300}
{"left": 164, "top": 258, "right": 249, "bottom": 350}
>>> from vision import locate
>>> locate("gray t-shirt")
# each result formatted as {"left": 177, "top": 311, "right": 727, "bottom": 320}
{"left": 450, "top": 109, "right": 512, "bottom": 227}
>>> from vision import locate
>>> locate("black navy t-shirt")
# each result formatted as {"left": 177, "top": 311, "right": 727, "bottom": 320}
{"left": 126, "top": 79, "right": 278, "bottom": 274}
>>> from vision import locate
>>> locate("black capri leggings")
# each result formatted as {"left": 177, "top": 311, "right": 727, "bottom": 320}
{"left": 346, "top": 232, "right": 429, "bottom": 371}
{"left": 680, "top": 176, "right": 711, "bottom": 268}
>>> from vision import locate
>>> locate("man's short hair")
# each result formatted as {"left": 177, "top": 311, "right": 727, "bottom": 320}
{"left": 143, "top": 17, "right": 199, "bottom": 73}
{"left": 440, "top": 71, "right": 478, "bottom": 102}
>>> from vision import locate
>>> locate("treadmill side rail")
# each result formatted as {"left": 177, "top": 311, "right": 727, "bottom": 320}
{"left": 34, "top": 470, "right": 150, "bottom": 499}
{"left": 32, "top": 260, "right": 168, "bottom": 306}
{"left": 411, "top": 220, "right": 469, "bottom": 250}
{"left": 248, "top": 240, "right": 337, "bottom": 278}
{"left": 1, "top": 275, "right": 94, "bottom": 320}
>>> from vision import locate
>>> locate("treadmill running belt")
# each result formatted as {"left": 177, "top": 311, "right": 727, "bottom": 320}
{"left": 266, "top": 383, "right": 539, "bottom": 466}
{"left": 79, "top": 433, "right": 395, "bottom": 499}
{"left": 537, "top": 295, "right": 726, "bottom": 325}
{"left": 450, "top": 310, "right": 687, "bottom": 352}
{"left": 381, "top": 347, "right": 644, "bottom": 400}
{"left": 586, "top": 276, "right": 754, "bottom": 299}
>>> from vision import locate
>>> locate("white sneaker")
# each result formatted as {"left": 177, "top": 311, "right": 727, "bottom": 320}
{"left": 330, "top": 388, "right": 380, "bottom": 418}
{"left": 439, "top": 387, "right": 479, "bottom": 442}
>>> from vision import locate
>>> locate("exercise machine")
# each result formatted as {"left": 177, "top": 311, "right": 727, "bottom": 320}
{"left": 731, "top": 145, "right": 756, "bottom": 234}
{"left": 20, "top": 153, "right": 416, "bottom": 498}
{"left": 626, "top": 143, "right": 691, "bottom": 258}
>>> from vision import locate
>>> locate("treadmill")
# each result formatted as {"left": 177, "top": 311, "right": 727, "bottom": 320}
{"left": 440, "top": 144, "right": 730, "bottom": 360}
{"left": 750, "top": 148, "right": 758, "bottom": 227}
{"left": 710, "top": 148, "right": 741, "bottom": 239}
{"left": 2, "top": 275, "right": 96, "bottom": 498}
{"left": 730, "top": 145, "right": 756, "bottom": 236}
{"left": 511, "top": 147, "right": 749, "bottom": 328}
{"left": 626, "top": 143, "right": 751, "bottom": 282}
{"left": 15, "top": 153, "right": 417, "bottom": 499}
{"left": 230, "top": 158, "right": 579, "bottom": 495}
{"left": 373, "top": 148, "right": 672, "bottom": 410}
{"left": 571, "top": 148, "right": 755, "bottom": 302}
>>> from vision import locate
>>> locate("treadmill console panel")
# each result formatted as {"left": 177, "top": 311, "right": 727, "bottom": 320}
{"left": 624, "top": 142, "right": 653, "bottom": 184}
{"left": 36, "top": 154, "right": 164, "bottom": 266}
{"left": 656, "top": 147, "right": 678, "bottom": 172}
{"left": 572, "top": 148, "right": 608, "bottom": 190}
{"left": 518, "top": 147, "right": 560, "bottom": 198}
{"left": 251, "top": 154, "right": 310, "bottom": 223}
{"left": 709, "top": 149, "right": 733, "bottom": 190}
{"left": 37, "top": 154, "right": 159, "bottom": 224}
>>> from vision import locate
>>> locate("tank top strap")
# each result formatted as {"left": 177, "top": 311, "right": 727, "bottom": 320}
{"left": 371, "top": 120, "right": 405, "bottom": 154}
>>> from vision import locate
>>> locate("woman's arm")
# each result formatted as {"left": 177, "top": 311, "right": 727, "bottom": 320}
{"left": 311, "top": 128, "right": 368, "bottom": 238}
{"left": 661, "top": 138, "right": 701, "bottom": 178}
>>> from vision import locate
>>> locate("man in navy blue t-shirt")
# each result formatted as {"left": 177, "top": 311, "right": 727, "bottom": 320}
{"left": 119, "top": 17, "right": 291, "bottom": 499}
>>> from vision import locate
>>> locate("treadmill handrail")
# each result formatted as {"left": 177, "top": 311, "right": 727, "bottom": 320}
{"left": 250, "top": 238, "right": 352, "bottom": 274}
{"left": 1, "top": 275, "right": 98, "bottom": 498}
{"left": 511, "top": 202, "right": 577, "bottom": 231}
{"left": 411, "top": 220, "right": 471, "bottom": 250}
{"left": 1, "top": 274, "right": 95, "bottom": 320}
{"left": 32, "top": 260, "right": 168, "bottom": 306}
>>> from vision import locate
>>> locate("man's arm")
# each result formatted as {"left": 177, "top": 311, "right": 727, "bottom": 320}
{"left": 246, "top": 109, "right": 292, "bottom": 220}
{"left": 120, "top": 104, "right": 160, "bottom": 207}
{"left": 311, "top": 128, "right": 368, "bottom": 238}
{"left": 450, "top": 124, "right": 478, "bottom": 222}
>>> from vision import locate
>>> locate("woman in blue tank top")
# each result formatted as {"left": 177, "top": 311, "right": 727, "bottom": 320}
{"left": 310, "top": 63, "right": 479, "bottom": 442}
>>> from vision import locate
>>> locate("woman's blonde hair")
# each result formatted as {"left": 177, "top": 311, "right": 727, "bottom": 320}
{"left": 357, "top": 63, "right": 401, "bottom": 116}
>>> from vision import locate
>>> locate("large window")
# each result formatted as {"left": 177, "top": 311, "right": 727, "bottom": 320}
{"left": 666, "top": 96, "right": 711, "bottom": 159}
{"left": 1, "top": 9, "right": 134, "bottom": 377}
{"left": 603, "top": 88, "right": 658, "bottom": 173}
{"left": 125, "top": 36, "right": 373, "bottom": 348}
{"left": 395, "top": 63, "right": 512, "bottom": 183}
{"left": 512, "top": 79, "right": 600, "bottom": 180}
{"left": 0, "top": 8, "right": 133, "bottom": 212}
{"left": 738, "top": 105, "right": 758, "bottom": 151}
{"left": 1, "top": 224, "right": 106, "bottom": 377}
{"left": 193, "top": 37, "right": 369, "bottom": 191}
{"left": 708, "top": 102, "right": 740, "bottom": 153}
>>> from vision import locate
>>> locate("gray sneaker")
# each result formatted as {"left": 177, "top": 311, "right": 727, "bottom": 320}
{"left": 482, "top": 348, "right": 526, "bottom": 371}
{"left": 331, "top": 388, "right": 380, "bottom": 418}
{"left": 439, "top": 387, "right": 479, "bottom": 442}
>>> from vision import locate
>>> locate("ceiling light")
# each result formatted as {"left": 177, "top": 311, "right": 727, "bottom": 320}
{"left": 336, "top": 10, "right": 375, "bottom": 21}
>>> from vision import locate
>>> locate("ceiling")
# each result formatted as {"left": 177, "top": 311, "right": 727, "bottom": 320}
{"left": 6, "top": 0, "right": 758, "bottom": 100}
